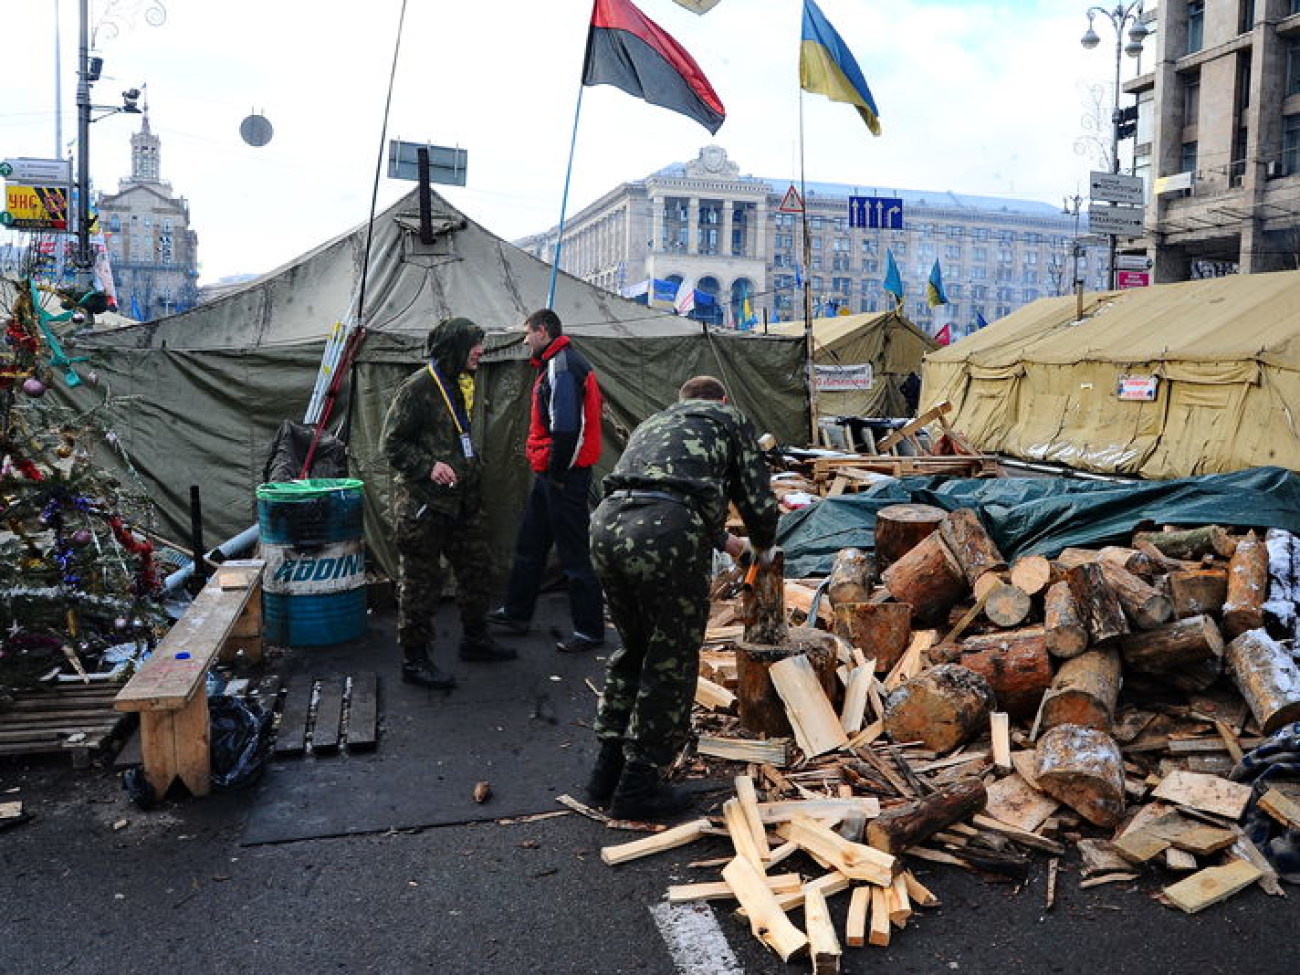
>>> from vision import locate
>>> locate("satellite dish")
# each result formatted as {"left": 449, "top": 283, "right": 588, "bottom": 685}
{"left": 239, "top": 113, "right": 274, "bottom": 148}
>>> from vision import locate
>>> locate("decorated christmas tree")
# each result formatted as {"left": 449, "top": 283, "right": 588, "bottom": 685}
{"left": 1, "top": 273, "right": 169, "bottom": 693}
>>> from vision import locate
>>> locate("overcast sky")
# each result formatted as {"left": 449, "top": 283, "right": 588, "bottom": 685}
{"left": 0, "top": 0, "right": 1137, "bottom": 286}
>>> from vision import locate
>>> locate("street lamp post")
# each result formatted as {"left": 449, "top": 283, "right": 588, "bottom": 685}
{"left": 1063, "top": 194, "right": 1085, "bottom": 319}
{"left": 1080, "top": 2, "right": 1149, "bottom": 290}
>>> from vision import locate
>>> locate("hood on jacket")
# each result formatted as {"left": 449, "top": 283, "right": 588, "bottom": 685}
{"left": 426, "top": 316, "right": 485, "bottom": 376}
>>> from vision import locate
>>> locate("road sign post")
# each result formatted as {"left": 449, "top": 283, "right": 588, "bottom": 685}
{"left": 848, "top": 195, "right": 904, "bottom": 229}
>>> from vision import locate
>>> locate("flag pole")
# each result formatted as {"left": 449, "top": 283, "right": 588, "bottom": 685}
{"left": 797, "top": 89, "right": 820, "bottom": 447}
{"left": 546, "top": 82, "right": 587, "bottom": 309}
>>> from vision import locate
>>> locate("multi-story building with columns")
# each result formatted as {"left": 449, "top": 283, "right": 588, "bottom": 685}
{"left": 517, "top": 146, "right": 1105, "bottom": 336}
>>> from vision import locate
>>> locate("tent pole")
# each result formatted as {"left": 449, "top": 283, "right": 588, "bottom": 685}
{"left": 547, "top": 83, "right": 587, "bottom": 309}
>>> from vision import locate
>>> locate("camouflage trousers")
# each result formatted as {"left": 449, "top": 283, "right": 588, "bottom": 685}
{"left": 394, "top": 492, "right": 493, "bottom": 652}
{"left": 590, "top": 496, "right": 712, "bottom": 768}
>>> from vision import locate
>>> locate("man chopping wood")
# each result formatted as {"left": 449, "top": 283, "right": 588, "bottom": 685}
{"left": 587, "top": 375, "right": 781, "bottom": 820}
{"left": 381, "top": 316, "right": 516, "bottom": 690}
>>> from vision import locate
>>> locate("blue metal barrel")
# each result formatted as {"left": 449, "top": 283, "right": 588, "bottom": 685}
{"left": 256, "top": 479, "right": 367, "bottom": 646}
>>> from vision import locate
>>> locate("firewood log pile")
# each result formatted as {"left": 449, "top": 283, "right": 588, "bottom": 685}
{"left": 595, "top": 513, "right": 1300, "bottom": 969}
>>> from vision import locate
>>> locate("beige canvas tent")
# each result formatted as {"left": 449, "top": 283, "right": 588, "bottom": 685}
{"left": 766, "top": 309, "right": 936, "bottom": 419}
{"left": 53, "top": 189, "right": 809, "bottom": 577}
{"left": 920, "top": 270, "right": 1300, "bottom": 478}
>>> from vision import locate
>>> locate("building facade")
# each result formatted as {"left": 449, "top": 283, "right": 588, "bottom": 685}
{"left": 97, "top": 112, "right": 200, "bottom": 320}
{"left": 516, "top": 146, "right": 1106, "bottom": 337}
{"left": 1132, "top": 0, "right": 1300, "bottom": 279}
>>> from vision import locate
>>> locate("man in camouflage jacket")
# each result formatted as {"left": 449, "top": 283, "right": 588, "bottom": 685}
{"left": 588, "top": 375, "right": 780, "bottom": 819}
{"left": 381, "top": 316, "right": 514, "bottom": 689}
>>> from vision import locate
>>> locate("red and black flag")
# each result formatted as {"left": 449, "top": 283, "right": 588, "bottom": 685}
{"left": 582, "top": 0, "right": 726, "bottom": 134}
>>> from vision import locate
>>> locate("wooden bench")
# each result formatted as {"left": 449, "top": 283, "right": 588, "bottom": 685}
{"left": 114, "top": 559, "right": 265, "bottom": 798}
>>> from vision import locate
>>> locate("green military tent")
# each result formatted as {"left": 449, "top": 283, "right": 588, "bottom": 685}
{"left": 53, "top": 189, "right": 809, "bottom": 577}
{"left": 766, "top": 309, "right": 936, "bottom": 420}
{"left": 920, "top": 270, "right": 1300, "bottom": 478}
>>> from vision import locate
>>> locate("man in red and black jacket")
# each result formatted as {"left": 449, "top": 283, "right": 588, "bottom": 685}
{"left": 490, "top": 309, "right": 606, "bottom": 652}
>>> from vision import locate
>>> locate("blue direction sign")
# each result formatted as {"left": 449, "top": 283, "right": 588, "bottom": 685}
{"left": 849, "top": 195, "right": 904, "bottom": 229}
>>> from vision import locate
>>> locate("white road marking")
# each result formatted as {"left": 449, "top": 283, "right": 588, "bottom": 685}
{"left": 650, "top": 900, "right": 745, "bottom": 975}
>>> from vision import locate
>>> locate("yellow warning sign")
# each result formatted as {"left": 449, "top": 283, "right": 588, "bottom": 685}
{"left": 778, "top": 184, "right": 804, "bottom": 214}
{"left": 3, "top": 184, "right": 68, "bottom": 230}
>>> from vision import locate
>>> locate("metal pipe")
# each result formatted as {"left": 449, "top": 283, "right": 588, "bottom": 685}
{"left": 162, "top": 523, "right": 261, "bottom": 595}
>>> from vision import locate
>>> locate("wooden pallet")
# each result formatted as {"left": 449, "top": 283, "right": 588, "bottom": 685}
{"left": 272, "top": 672, "right": 379, "bottom": 757}
{"left": 0, "top": 682, "right": 132, "bottom": 765}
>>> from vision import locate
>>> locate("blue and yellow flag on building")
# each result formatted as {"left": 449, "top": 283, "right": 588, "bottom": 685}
{"left": 926, "top": 260, "right": 948, "bottom": 307}
{"left": 799, "top": 0, "right": 881, "bottom": 135}
{"left": 883, "top": 249, "right": 903, "bottom": 304}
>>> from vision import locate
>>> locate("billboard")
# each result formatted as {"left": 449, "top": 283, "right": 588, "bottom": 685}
{"left": 3, "top": 184, "right": 69, "bottom": 230}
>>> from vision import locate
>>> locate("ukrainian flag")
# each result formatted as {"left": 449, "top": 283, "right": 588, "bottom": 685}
{"left": 926, "top": 260, "right": 948, "bottom": 307}
{"left": 799, "top": 0, "right": 881, "bottom": 135}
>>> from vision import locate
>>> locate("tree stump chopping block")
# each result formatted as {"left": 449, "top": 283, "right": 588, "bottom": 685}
{"left": 1225, "top": 628, "right": 1300, "bottom": 735}
{"left": 866, "top": 777, "right": 988, "bottom": 855}
{"left": 736, "top": 630, "right": 842, "bottom": 738}
{"left": 882, "top": 531, "right": 968, "bottom": 627}
{"left": 1037, "top": 648, "right": 1121, "bottom": 734}
{"left": 947, "top": 627, "right": 1053, "bottom": 721}
{"left": 1034, "top": 723, "right": 1126, "bottom": 828}
{"left": 874, "top": 503, "right": 946, "bottom": 569}
{"left": 883, "top": 663, "right": 994, "bottom": 754}
{"left": 1223, "top": 530, "right": 1268, "bottom": 639}
{"left": 833, "top": 601, "right": 912, "bottom": 673}
{"left": 940, "top": 508, "right": 1008, "bottom": 587}
{"left": 827, "top": 547, "right": 876, "bottom": 608}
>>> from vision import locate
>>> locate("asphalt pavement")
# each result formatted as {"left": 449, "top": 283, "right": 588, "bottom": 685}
{"left": 2, "top": 591, "right": 1297, "bottom": 975}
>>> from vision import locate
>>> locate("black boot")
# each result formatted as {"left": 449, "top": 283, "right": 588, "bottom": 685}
{"left": 401, "top": 645, "right": 456, "bottom": 690}
{"left": 459, "top": 631, "right": 518, "bottom": 662}
{"left": 609, "top": 761, "right": 691, "bottom": 821}
{"left": 585, "top": 740, "right": 626, "bottom": 806}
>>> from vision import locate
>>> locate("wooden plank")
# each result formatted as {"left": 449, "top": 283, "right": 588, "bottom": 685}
{"left": 667, "top": 873, "right": 801, "bottom": 904}
{"left": 1151, "top": 770, "right": 1252, "bottom": 821}
{"left": 755, "top": 797, "right": 881, "bottom": 825}
{"left": 1170, "top": 825, "right": 1238, "bottom": 856}
{"left": 876, "top": 400, "right": 952, "bottom": 453}
{"left": 697, "top": 735, "right": 790, "bottom": 765}
{"left": 733, "top": 775, "right": 770, "bottom": 861}
{"left": 1163, "top": 859, "right": 1262, "bottom": 913}
{"left": 312, "top": 676, "right": 345, "bottom": 754}
{"left": 346, "top": 671, "right": 378, "bottom": 751}
{"left": 982, "top": 771, "right": 1059, "bottom": 832}
{"left": 723, "top": 856, "right": 810, "bottom": 962}
{"left": 803, "top": 884, "right": 842, "bottom": 974}
{"left": 769, "top": 654, "right": 849, "bottom": 757}
{"left": 868, "top": 885, "right": 892, "bottom": 946}
{"left": 1258, "top": 787, "right": 1300, "bottom": 829}
{"left": 989, "top": 711, "right": 1012, "bottom": 773}
{"left": 601, "top": 818, "right": 712, "bottom": 866}
{"left": 695, "top": 676, "right": 736, "bottom": 711}
{"left": 274, "top": 678, "right": 313, "bottom": 757}
{"left": 845, "top": 885, "right": 870, "bottom": 948}
{"left": 783, "top": 814, "right": 895, "bottom": 886}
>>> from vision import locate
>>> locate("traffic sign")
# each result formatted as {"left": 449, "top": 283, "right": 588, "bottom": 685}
{"left": 4, "top": 184, "right": 68, "bottom": 230}
{"left": 1089, "top": 170, "right": 1144, "bottom": 206}
{"left": 1115, "top": 254, "right": 1152, "bottom": 271}
{"left": 1088, "top": 204, "right": 1144, "bottom": 237}
{"left": 778, "top": 184, "right": 804, "bottom": 213}
{"left": 848, "top": 195, "right": 903, "bottom": 229}
{"left": 1, "top": 157, "right": 72, "bottom": 184}
{"left": 387, "top": 141, "right": 468, "bottom": 186}
{"left": 1117, "top": 270, "right": 1150, "bottom": 289}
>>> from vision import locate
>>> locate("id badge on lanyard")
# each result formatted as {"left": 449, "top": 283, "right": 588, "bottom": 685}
{"left": 460, "top": 433, "right": 475, "bottom": 459}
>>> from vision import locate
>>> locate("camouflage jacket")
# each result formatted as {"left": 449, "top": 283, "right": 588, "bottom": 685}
{"left": 603, "top": 399, "right": 780, "bottom": 549}
{"left": 381, "top": 318, "right": 484, "bottom": 516}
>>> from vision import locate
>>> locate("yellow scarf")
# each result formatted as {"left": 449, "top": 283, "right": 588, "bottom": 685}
{"left": 458, "top": 373, "right": 474, "bottom": 415}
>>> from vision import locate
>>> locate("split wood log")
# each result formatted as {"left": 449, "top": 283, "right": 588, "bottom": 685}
{"left": 1118, "top": 614, "right": 1224, "bottom": 685}
{"left": 803, "top": 885, "right": 842, "bottom": 974}
{"left": 1054, "top": 547, "right": 1099, "bottom": 570}
{"left": 736, "top": 630, "right": 842, "bottom": 737}
{"left": 882, "top": 531, "right": 968, "bottom": 627}
{"left": 874, "top": 503, "right": 946, "bottom": 568}
{"left": 882, "top": 663, "right": 995, "bottom": 754}
{"left": 722, "top": 856, "right": 810, "bottom": 962}
{"left": 1222, "top": 530, "right": 1268, "bottom": 639}
{"left": 1096, "top": 559, "right": 1173, "bottom": 630}
{"left": 1037, "top": 648, "right": 1122, "bottom": 734}
{"left": 865, "top": 777, "right": 988, "bottom": 855}
{"left": 1044, "top": 580, "right": 1089, "bottom": 659}
{"left": 1224, "top": 628, "right": 1300, "bottom": 735}
{"left": 973, "top": 570, "right": 1008, "bottom": 602}
{"left": 1169, "top": 568, "right": 1229, "bottom": 619}
{"left": 984, "top": 581, "right": 1033, "bottom": 629}
{"left": 1133, "top": 525, "right": 1236, "bottom": 561}
{"left": 833, "top": 601, "right": 912, "bottom": 673}
{"left": 1009, "top": 554, "right": 1053, "bottom": 596}
{"left": 741, "top": 548, "right": 787, "bottom": 646}
{"left": 601, "top": 818, "right": 713, "bottom": 865}
{"left": 826, "top": 547, "right": 875, "bottom": 607}
{"left": 1066, "top": 562, "right": 1129, "bottom": 645}
{"left": 783, "top": 814, "right": 896, "bottom": 886}
{"left": 1265, "top": 529, "right": 1299, "bottom": 631}
{"left": 940, "top": 508, "right": 1007, "bottom": 587}
{"left": 935, "top": 627, "right": 1053, "bottom": 721}
{"left": 769, "top": 653, "right": 850, "bottom": 757}
{"left": 1033, "top": 723, "right": 1126, "bottom": 828}
{"left": 1097, "top": 545, "right": 1163, "bottom": 583}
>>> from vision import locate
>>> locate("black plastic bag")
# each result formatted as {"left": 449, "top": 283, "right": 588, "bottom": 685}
{"left": 208, "top": 694, "right": 273, "bottom": 790}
